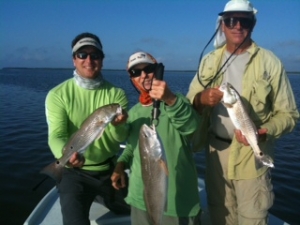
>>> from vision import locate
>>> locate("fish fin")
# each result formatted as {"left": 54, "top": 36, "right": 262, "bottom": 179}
{"left": 254, "top": 153, "right": 274, "bottom": 169}
{"left": 221, "top": 100, "right": 233, "bottom": 108}
{"left": 159, "top": 159, "right": 169, "bottom": 176}
{"left": 254, "top": 155, "right": 265, "bottom": 170}
{"left": 93, "top": 121, "right": 107, "bottom": 139}
{"left": 223, "top": 102, "right": 233, "bottom": 108}
{"left": 261, "top": 154, "right": 274, "bottom": 168}
{"left": 96, "top": 129, "right": 105, "bottom": 140}
{"left": 40, "top": 161, "right": 64, "bottom": 182}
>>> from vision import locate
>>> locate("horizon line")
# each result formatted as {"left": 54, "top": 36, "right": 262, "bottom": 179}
{"left": 1, "top": 67, "right": 300, "bottom": 74}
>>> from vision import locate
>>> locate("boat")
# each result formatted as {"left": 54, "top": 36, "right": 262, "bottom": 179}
{"left": 24, "top": 177, "right": 289, "bottom": 225}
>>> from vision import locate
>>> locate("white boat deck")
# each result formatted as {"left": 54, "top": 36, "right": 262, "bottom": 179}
{"left": 23, "top": 178, "right": 289, "bottom": 225}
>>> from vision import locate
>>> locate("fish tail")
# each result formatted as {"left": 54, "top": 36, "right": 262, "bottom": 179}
{"left": 261, "top": 154, "right": 274, "bottom": 168}
{"left": 40, "top": 161, "right": 64, "bottom": 182}
{"left": 254, "top": 154, "right": 274, "bottom": 169}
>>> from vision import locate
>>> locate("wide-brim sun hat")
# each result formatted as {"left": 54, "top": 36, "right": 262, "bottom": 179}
{"left": 218, "top": 0, "right": 257, "bottom": 16}
{"left": 127, "top": 52, "right": 156, "bottom": 70}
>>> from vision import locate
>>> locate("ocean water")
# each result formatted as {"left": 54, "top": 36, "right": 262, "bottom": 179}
{"left": 0, "top": 68, "right": 299, "bottom": 225}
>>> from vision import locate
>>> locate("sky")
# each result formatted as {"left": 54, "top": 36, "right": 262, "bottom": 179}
{"left": 0, "top": 0, "right": 299, "bottom": 72}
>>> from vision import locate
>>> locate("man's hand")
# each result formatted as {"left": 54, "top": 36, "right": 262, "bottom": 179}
{"left": 111, "top": 109, "right": 128, "bottom": 126}
{"left": 193, "top": 87, "right": 223, "bottom": 113}
{"left": 150, "top": 80, "right": 177, "bottom": 106}
{"left": 199, "top": 87, "right": 223, "bottom": 107}
{"left": 235, "top": 128, "right": 268, "bottom": 146}
{"left": 111, "top": 162, "right": 126, "bottom": 190}
{"left": 67, "top": 152, "right": 85, "bottom": 168}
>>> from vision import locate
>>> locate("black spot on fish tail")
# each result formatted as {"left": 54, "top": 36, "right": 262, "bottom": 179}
{"left": 40, "top": 161, "right": 64, "bottom": 182}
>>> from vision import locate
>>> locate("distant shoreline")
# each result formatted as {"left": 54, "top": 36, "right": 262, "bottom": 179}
{"left": 0, "top": 67, "right": 197, "bottom": 73}
{"left": 1, "top": 67, "right": 300, "bottom": 74}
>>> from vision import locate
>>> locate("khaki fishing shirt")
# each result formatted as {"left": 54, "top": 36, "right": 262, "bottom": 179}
{"left": 187, "top": 42, "right": 299, "bottom": 179}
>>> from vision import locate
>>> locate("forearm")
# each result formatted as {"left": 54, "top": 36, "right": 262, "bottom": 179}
{"left": 165, "top": 94, "right": 201, "bottom": 135}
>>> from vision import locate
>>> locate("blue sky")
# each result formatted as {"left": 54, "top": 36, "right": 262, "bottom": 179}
{"left": 1, "top": 0, "right": 299, "bottom": 71}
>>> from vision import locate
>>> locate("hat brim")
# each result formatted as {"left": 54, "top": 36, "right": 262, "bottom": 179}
{"left": 218, "top": 10, "right": 253, "bottom": 16}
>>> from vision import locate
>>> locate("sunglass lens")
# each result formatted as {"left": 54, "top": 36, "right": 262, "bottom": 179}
{"left": 76, "top": 52, "right": 88, "bottom": 59}
{"left": 224, "top": 17, "right": 253, "bottom": 29}
{"left": 129, "top": 69, "right": 142, "bottom": 77}
{"left": 90, "top": 53, "right": 100, "bottom": 60}
{"left": 76, "top": 52, "right": 100, "bottom": 60}
{"left": 144, "top": 64, "right": 156, "bottom": 74}
{"left": 239, "top": 18, "right": 253, "bottom": 29}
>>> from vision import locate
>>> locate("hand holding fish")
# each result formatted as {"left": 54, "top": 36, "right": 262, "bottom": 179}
{"left": 111, "top": 109, "right": 128, "bottom": 126}
{"left": 150, "top": 79, "right": 177, "bottom": 106}
{"left": 199, "top": 87, "right": 223, "bottom": 107}
{"left": 193, "top": 87, "right": 223, "bottom": 114}
{"left": 235, "top": 128, "right": 268, "bottom": 146}
{"left": 111, "top": 162, "right": 127, "bottom": 190}
{"left": 66, "top": 152, "right": 85, "bottom": 168}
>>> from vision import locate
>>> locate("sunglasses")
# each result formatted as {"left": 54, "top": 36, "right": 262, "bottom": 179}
{"left": 75, "top": 52, "right": 101, "bottom": 60}
{"left": 223, "top": 17, "right": 254, "bottom": 29}
{"left": 128, "top": 64, "right": 157, "bottom": 78}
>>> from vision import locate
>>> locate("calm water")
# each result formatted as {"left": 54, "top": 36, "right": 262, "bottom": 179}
{"left": 0, "top": 68, "right": 299, "bottom": 225}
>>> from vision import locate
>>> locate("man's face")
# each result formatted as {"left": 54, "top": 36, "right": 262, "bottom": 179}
{"left": 222, "top": 12, "right": 255, "bottom": 46}
{"left": 73, "top": 46, "right": 103, "bottom": 79}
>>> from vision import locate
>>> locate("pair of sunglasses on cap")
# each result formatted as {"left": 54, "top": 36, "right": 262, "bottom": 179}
{"left": 75, "top": 52, "right": 102, "bottom": 60}
{"left": 128, "top": 64, "right": 157, "bottom": 78}
{"left": 223, "top": 17, "right": 254, "bottom": 29}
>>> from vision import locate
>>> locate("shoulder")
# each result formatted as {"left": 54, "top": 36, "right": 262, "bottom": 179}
{"left": 256, "top": 46, "right": 282, "bottom": 64}
{"left": 202, "top": 47, "right": 223, "bottom": 61}
{"left": 248, "top": 42, "right": 283, "bottom": 68}
{"left": 103, "top": 80, "right": 126, "bottom": 93}
{"left": 47, "top": 78, "right": 74, "bottom": 97}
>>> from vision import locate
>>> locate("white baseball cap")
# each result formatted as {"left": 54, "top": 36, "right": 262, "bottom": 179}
{"left": 72, "top": 37, "right": 103, "bottom": 53}
{"left": 127, "top": 52, "right": 156, "bottom": 69}
{"left": 219, "top": 0, "right": 257, "bottom": 16}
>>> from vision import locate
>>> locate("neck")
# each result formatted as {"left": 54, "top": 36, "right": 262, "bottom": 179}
{"left": 226, "top": 39, "right": 252, "bottom": 55}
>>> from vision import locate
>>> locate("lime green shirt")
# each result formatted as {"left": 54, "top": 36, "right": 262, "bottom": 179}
{"left": 187, "top": 42, "right": 299, "bottom": 179}
{"left": 118, "top": 94, "right": 201, "bottom": 217}
{"left": 45, "top": 77, "right": 128, "bottom": 171}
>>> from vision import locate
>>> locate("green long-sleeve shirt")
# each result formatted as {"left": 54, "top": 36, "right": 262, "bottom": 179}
{"left": 187, "top": 42, "right": 299, "bottom": 179}
{"left": 118, "top": 94, "right": 201, "bottom": 217}
{"left": 45, "top": 77, "right": 128, "bottom": 171}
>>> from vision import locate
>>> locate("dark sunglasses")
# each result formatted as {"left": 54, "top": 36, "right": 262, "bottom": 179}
{"left": 75, "top": 52, "right": 101, "bottom": 60}
{"left": 129, "top": 64, "right": 157, "bottom": 78}
{"left": 223, "top": 17, "right": 254, "bottom": 29}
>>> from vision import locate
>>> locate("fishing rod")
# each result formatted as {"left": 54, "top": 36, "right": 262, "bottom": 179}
{"left": 151, "top": 63, "right": 165, "bottom": 126}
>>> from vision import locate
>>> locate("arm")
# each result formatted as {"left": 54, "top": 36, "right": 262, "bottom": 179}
{"left": 261, "top": 67, "right": 299, "bottom": 139}
{"left": 45, "top": 91, "right": 68, "bottom": 159}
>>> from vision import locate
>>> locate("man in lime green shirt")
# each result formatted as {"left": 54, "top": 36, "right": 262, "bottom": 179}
{"left": 45, "top": 32, "right": 129, "bottom": 225}
{"left": 186, "top": 1, "right": 299, "bottom": 224}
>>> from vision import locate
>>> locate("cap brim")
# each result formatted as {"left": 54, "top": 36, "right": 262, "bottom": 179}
{"left": 219, "top": 10, "right": 253, "bottom": 16}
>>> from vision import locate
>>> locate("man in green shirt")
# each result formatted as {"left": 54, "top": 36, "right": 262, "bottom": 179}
{"left": 111, "top": 51, "right": 202, "bottom": 225}
{"left": 45, "top": 32, "right": 129, "bottom": 225}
